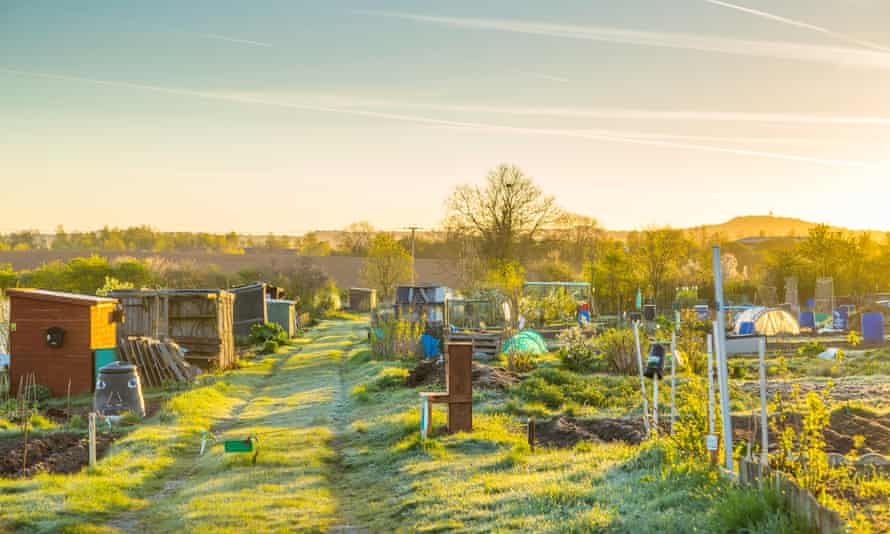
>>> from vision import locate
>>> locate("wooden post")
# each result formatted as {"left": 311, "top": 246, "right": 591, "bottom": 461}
{"left": 632, "top": 322, "right": 651, "bottom": 434}
{"left": 445, "top": 343, "right": 473, "bottom": 433}
{"left": 88, "top": 412, "right": 97, "bottom": 468}
{"left": 528, "top": 416, "right": 536, "bottom": 453}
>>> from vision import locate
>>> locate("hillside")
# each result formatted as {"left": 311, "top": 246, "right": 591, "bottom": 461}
{"left": 607, "top": 215, "right": 877, "bottom": 242}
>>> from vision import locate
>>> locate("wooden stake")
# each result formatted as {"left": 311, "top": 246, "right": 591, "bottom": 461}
{"left": 88, "top": 412, "right": 97, "bottom": 468}
{"left": 528, "top": 416, "right": 536, "bottom": 453}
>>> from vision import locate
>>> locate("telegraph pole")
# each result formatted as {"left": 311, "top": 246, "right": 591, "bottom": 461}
{"left": 407, "top": 225, "right": 420, "bottom": 285}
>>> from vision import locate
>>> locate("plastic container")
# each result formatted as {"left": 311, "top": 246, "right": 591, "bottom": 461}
{"left": 94, "top": 361, "right": 146, "bottom": 418}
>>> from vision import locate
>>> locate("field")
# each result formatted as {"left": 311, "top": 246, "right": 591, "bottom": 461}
{"left": 0, "top": 317, "right": 825, "bottom": 533}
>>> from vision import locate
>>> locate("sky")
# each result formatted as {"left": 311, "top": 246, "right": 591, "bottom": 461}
{"left": 1, "top": 0, "right": 889, "bottom": 234}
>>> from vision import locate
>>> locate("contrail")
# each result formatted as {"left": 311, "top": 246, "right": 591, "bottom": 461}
{"left": 511, "top": 69, "right": 570, "bottom": 83}
{"left": 186, "top": 32, "right": 273, "bottom": 48}
{"left": 0, "top": 67, "right": 870, "bottom": 168}
{"left": 368, "top": 11, "right": 890, "bottom": 71}
{"left": 702, "top": 0, "right": 890, "bottom": 53}
{"left": 325, "top": 100, "right": 890, "bottom": 127}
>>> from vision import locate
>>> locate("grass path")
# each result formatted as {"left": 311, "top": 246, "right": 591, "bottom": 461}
{"left": 121, "top": 319, "right": 363, "bottom": 533}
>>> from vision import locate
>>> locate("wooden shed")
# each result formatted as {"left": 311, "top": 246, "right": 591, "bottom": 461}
{"left": 349, "top": 288, "right": 377, "bottom": 313}
{"left": 109, "top": 289, "right": 235, "bottom": 370}
{"left": 266, "top": 299, "right": 297, "bottom": 338}
{"left": 8, "top": 289, "right": 119, "bottom": 396}
{"left": 230, "top": 282, "right": 286, "bottom": 339}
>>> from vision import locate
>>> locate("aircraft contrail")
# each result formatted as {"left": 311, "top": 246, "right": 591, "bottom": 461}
{"left": 186, "top": 32, "right": 273, "bottom": 48}
{"left": 702, "top": 0, "right": 890, "bottom": 53}
{"left": 368, "top": 11, "right": 890, "bottom": 71}
{"left": 0, "top": 67, "right": 871, "bottom": 168}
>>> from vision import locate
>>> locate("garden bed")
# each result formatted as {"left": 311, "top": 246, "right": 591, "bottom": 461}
{"left": 0, "top": 431, "right": 117, "bottom": 478}
{"left": 534, "top": 415, "right": 650, "bottom": 448}
{"left": 406, "top": 360, "right": 520, "bottom": 391}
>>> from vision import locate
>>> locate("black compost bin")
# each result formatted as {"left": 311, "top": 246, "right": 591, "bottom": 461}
{"left": 94, "top": 361, "right": 146, "bottom": 418}
{"left": 644, "top": 344, "right": 666, "bottom": 380}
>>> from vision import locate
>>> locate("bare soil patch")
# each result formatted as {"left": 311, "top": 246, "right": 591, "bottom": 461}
{"left": 534, "top": 416, "right": 649, "bottom": 449}
{"left": 0, "top": 432, "right": 117, "bottom": 478}
{"left": 732, "top": 410, "right": 890, "bottom": 455}
{"left": 406, "top": 360, "right": 520, "bottom": 391}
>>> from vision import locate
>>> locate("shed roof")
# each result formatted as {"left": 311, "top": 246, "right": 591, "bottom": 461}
{"left": 6, "top": 289, "right": 117, "bottom": 307}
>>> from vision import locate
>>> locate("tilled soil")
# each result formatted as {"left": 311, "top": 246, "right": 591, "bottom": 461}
{"left": 0, "top": 432, "right": 117, "bottom": 478}
{"left": 738, "top": 378, "right": 890, "bottom": 406}
{"left": 732, "top": 410, "right": 890, "bottom": 455}
{"left": 406, "top": 360, "right": 520, "bottom": 391}
{"left": 534, "top": 415, "right": 650, "bottom": 448}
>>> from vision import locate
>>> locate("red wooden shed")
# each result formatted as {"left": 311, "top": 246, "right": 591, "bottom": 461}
{"left": 8, "top": 289, "right": 119, "bottom": 396}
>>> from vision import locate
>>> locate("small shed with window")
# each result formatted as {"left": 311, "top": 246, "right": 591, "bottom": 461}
{"left": 7, "top": 289, "right": 119, "bottom": 396}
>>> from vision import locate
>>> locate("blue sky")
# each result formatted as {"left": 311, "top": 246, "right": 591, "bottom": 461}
{"left": 2, "top": 0, "right": 889, "bottom": 233}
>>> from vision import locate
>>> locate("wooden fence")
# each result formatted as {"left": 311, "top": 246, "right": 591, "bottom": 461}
{"left": 736, "top": 458, "right": 845, "bottom": 534}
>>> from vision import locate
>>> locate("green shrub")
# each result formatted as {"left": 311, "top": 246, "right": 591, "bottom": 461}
{"left": 368, "top": 367, "right": 410, "bottom": 391}
{"left": 597, "top": 328, "right": 644, "bottom": 375}
{"left": 558, "top": 327, "right": 602, "bottom": 373}
{"left": 506, "top": 351, "right": 537, "bottom": 373}
{"left": 369, "top": 315, "right": 422, "bottom": 360}
{"left": 249, "top": 322, "right": 290, "bottom": 347}
{"left": 731, "top": 363, "right": 747, "bottom": 379}
{"left": 797, "top": 340, "right": 826, "bottom": 357}
{"left": 261, "top": 340, "right": 280, "bottom": 354}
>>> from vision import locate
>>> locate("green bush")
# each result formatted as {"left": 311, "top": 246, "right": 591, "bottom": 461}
{"left": 797, "top": 340, "right": 826, "bottom": 357}
{"left": 249, "top": 322, "right": 290, "bottom": 347}
{"left": 597, "top": 328, "right": 642, "bottom": 375}
{"left": 506, "top": 351, "right": 537, "bottom": 373}
{"left": 510, "top": 368, "right": 635, "bottom": 414}
{"left": 261, "top": 340, "right": 280, "bottom": 354}
{"left": 558, "top": 327, "right": 602, "bottom": 373}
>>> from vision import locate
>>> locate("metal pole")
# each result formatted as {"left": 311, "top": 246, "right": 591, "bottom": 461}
{"left": 670, "top": 332, "right": 677, "bottom": 436}
{"left": 712, "top": 246, "right": 734, "bottom": 472}
{"left": 633, "top": 322, "right": 651, "bottom": 434}
{"left": 758, "top": 337, "right": 769, "bottom": 467}
{"left": 706, "top": 333, "right": 715, "bottom": 435}
{"left": 652, "top": 375, "right": 659, "bottom": 427}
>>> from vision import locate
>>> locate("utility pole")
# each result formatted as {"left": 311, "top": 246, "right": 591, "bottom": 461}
{"left": 407, "top": 226, "right": 420, "bottom": 285}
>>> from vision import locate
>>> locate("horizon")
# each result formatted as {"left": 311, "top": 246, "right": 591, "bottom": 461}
{"left": 2, "top": 1, "right": 889, "bottom": 233}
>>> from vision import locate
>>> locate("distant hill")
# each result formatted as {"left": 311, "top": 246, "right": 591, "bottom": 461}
{"left": 608, "top": 215, "right": 878, "bottom": 242}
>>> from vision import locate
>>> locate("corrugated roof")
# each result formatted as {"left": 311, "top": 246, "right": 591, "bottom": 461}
{"left": 6, "top": 288, "right": 117, "bottom": 306}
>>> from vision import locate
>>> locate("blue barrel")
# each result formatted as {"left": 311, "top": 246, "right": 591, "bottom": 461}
{"left": 861, "top": 313, "right": 885, "bottom": 344}
{"left": 799, "top": 312, "right": 816, "bottom": 329}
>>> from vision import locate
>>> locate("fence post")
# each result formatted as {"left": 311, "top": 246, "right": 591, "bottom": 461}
{"left": 88, "top": 412, "right": 97, "bottom": 468}
{"left": 528, "top": 416, "right": 536, "bottom": 453}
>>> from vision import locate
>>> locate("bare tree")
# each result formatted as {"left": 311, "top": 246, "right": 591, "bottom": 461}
{"left": 339, "top": 221, "right": 376, "bottom": 256}
{"left": 361, "top": 234, "right": 413, "bottom": 300}
{"left": 446, "top": 164, "right": 561, "bottom": 262}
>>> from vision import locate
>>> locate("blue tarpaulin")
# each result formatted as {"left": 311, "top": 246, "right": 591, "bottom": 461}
{"left": 421, "top": 334, "right": 441, "bottom": 358}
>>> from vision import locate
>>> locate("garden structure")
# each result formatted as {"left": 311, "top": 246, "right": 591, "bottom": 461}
{"left": 266, "top": 299, "right": 297, "bottom": 338}
{"left": 7, "top": 289, "right": 119, "bottom": 396}
{"left": 109, "top": 288, "right": 236, "bottom": 370}
{"left": 419, "top": 342, "right": 473, "bottom": 434}
{"left": 348, "top": 287, "right": 377, "bottom": 313}
{"left": 230, "top": 282, "right": 286, "bottom": 338}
